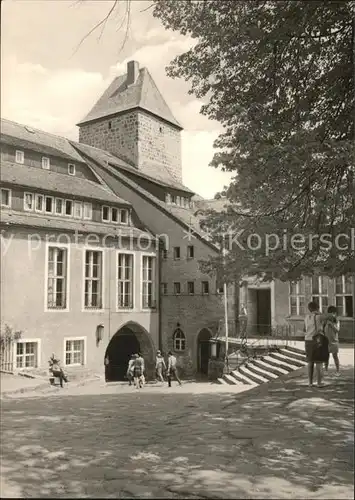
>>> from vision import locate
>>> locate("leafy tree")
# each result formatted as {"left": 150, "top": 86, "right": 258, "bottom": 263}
{"left": 152, "top": 0, "right": 355, "bottom": 281}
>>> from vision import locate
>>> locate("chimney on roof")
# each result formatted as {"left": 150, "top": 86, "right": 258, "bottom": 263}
{"left": 126, "top": 61, "right": 139, "bottom": 86}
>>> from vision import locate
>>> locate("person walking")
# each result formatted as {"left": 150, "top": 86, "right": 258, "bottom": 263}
{"left": 155, "top": 350, "right": 166, "bottom": 382}
{"left": 324, "top": 305, "right": 340, "bottom": 375}
{"left": 304, "top": 301, "right": 329, "bottom": 388}
{"left": 137, "top": 353, "right": 145, "bottom": 387}
{"left": 132, "top": 353, "right": 144, "bottom": 389}
{"left": 167, "top": 351, "right": 182, "bottom": 387}
{"left": 126, "top": 354, "right": 135, "bottom": 386}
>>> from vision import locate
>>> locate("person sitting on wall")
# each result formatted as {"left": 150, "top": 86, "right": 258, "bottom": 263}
{"left": 49, "top": 354, "right": 68, "bottom": 388}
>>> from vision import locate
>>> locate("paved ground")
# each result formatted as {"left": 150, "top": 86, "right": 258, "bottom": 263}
{"left": 1, "top": 363, "right": 354, "bottom": 499}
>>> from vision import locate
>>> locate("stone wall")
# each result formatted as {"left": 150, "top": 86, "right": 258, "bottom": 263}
{"left": 78, "top": 109, "right": 182, "bottom": 183}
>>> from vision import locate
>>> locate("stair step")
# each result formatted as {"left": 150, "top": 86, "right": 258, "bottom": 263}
{"left": 260, "top": 356, "right": 293, "bottom": 372}
{"left": 223, "top": 373, "right": 241, "bottom": 385}
{"left": 217, "top": 378, "right": 228, "bottom": 385}
{"left": 280, "top": 348, "right": 306, "bottom": 362}
{"left": 245, "top": 363, "right": 278, "bottom": 380}
{"left": 284, "top": 346, "right": 306, "bottom": 355}
{"left": 229, "top": 370, "right": 256, "bottom": 385}
{"left": 239, "top": 365, "right": 268, "bottom": 384}
{"left": 252, "top": 359, "right": 289, "bottom": 376}
{"left": 269, "top": 352, "right": 305, "bottom": 368}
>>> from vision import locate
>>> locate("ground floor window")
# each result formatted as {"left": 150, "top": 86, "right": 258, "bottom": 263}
{"left": 173, "top": 327, "right": 186, "bottom": 351}
{"left": 65, "top": 339, "right": 85, "bottom": 366}
{"left": 15, "top": 341, "right": 38, "bottom": 369}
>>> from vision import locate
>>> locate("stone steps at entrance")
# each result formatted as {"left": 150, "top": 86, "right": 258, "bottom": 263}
{"left": 217, "top": 346, "right": 307, "bottom": 386}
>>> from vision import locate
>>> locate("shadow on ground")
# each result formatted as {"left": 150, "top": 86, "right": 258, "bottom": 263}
{"left": 1, "top": 368, "right": 354, "bottom": 499}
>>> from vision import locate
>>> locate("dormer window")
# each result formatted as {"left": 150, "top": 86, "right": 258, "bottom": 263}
{"left": 68, "top": 163, "right": 76, "bottom": 176}
{"left": 42, "top": 157, "right": 50, "bottom": 170}
{"left": 111, "top": 207, "right": 118, "bottom": 222}
{"left": 15, "top": 150, "right": 24, "bottom": 164}
{"left": 171, "top": 195, "right": 177, "bottom": 205}
{"left": 102, "top": 206, "right": 110, "bottom": 222}
{"left": 120, "top": 209, "right": 129, "bottom": 225}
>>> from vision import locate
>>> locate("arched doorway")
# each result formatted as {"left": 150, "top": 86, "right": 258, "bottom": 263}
{"left": 104, "top": 323, "right": 154, "bottom": 382}
{"left": 197, "top": 329, "right": 212, "bottom": 375}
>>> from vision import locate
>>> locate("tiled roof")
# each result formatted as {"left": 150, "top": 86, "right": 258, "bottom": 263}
{"left": 1, "top": 161, "right": 130, "bottom": 205}
{"left": 77, "top": 67, "right": 182, "bottom": 129}
{"left": 77, "top": 146, "right": 218, "bottom": 251}
{"left": 0, "top": 209, "right": 151, "bottom": 238}
{"left": 1, "top": 118, "right": 84, "bottom": 162}
{"left": 72, "top": 142, "right": 193, "bottom": 194}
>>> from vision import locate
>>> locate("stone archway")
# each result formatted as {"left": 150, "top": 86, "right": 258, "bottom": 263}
{"left": 197, "top": 328, "right": 212, "bottom": 375}
{"left": 104, "top": 322, "right": 155, "bottom": 382}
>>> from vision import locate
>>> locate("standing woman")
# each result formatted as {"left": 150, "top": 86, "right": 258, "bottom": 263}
{"left": 324, "top": 305, "right": 340, "bottom": 375}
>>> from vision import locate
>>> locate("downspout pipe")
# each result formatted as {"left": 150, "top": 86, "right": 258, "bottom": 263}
{"left": 158, "top": 237, "right": 163, "bottom": 352}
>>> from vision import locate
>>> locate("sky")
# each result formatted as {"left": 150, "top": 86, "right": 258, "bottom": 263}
{"left": 1, "top": 0, "right": 233, "bottom": 198}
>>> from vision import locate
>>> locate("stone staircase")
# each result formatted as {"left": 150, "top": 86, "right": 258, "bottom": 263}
{"left": 217, "top": 346, "right": 307, "bottom": 386}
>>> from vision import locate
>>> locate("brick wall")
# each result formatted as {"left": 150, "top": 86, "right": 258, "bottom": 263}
{"left": 78, "top": 109, "right": 182, "bottom": 184}
{"left": 79, "top": 112, "right": 139, "bottom": 167}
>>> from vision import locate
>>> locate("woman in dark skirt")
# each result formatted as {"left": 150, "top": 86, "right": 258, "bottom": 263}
{"left": 304, "top": 301, "right": 329, "bottom": 387}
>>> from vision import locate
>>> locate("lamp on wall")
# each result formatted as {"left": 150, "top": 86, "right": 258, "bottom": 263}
{"left": 209, "top": 338, "right": 218, "bottom": 358}
{"left": 96, "top": 324, "right": 104, "bottom": 346}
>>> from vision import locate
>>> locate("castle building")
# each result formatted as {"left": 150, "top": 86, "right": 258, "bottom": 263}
{"left": 0, "top": 61, "right": 353, "bottom": 379}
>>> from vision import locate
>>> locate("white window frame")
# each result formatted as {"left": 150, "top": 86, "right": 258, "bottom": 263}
{"left": 173, "top": 247, "right": 181, "bottom": 260}
{"left": 55, "top": 198, "right": 64, "bottom": 216}
{"left": 1, "top": 188, "right": 12, "bottom": 208}
{"left": 64, "top": 199, "right": 73, "bottom": 217}
{"left": 187, "top": 245, "right": 194, "bottom": 259}
{"left": 173, "top": 329, "right": 186, "bottom": 352}
{"left": 24, "top": 192, "right": 34, "bottom": 211}
{"left": 201, "top": 281, "right": 210, "bottom": 295}
{"left": 111, "top": 207, "right": 119, "bottom": 223}
{"left": 68, "top": 163, "right": 76, "bottom": 176}
{"left": 44, "top": 195, "right": 54, "bottom": 214}
{"left": 116, "top": 251, "right": 135, "bottom": 310}
{"left": 83, "top": 202, "right": 93, "bottom": 220}
{"left": 34, "top": 194, "right": 44, "bottom": 213}
{"left": 13, "top": 339, "right": 41, "bottom": 370}
{"left": 335, "top": 275, "right": 353, "bottom": 318}
{"left": 83, "top": 248, "right": 104, "bottom": 311}
{"left": 73, "top": 201, "right": 83, "bottom": 219}
{"left": 311, "top": 276, "right": 329, "bottom": 313}
{"left": 44, "top": 243, "right": 70, "bottom": 312}
{"left": 120, "top": 209, "right": 129, "bottom": 225}
{"left": 102, "top": 206, "right": 110, "bottom": 222}
{"left": 187, "top": 281, "right": 195, "bottom": 295}
{"left": 289, "top": 280, "right": 306, "bottom": 316}
{"left": 141, "top": 253, "right": 156, "bottom": 310}
{"left": 15, "top": 150, "right": 24, "bottom": 164}
{"left": 174, "top": 282, "right": 181, "bottom": 295}
{"left": 42, "top": 157, "right": 50, "bottom": 170}
{"left": 63, "top": 337, "right": 86, "bottom": 367}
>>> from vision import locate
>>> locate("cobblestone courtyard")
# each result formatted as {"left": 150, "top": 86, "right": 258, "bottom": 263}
{"left": 1, "top": 367, "right": 354, "bottom": 499}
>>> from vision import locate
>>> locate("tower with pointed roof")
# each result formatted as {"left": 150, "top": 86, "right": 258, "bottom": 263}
{"left": 77, "top": 61, "right": 183, "bottom": 184}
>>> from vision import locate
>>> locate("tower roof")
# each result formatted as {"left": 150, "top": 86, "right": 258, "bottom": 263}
{"left": 77, "top": 61, "right": 182, "bottom": 130}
